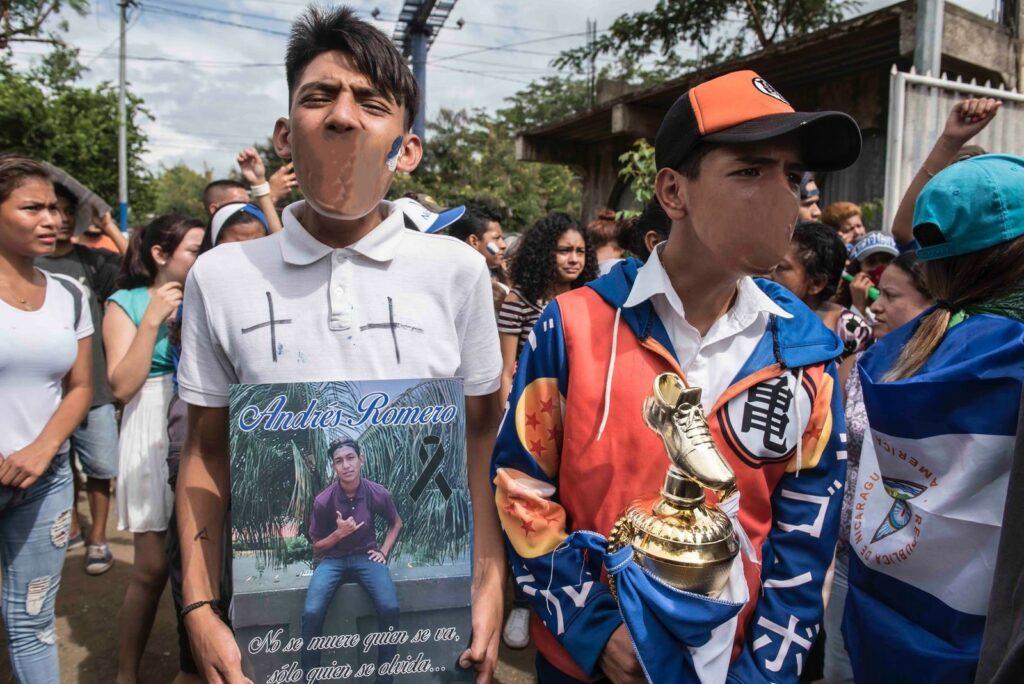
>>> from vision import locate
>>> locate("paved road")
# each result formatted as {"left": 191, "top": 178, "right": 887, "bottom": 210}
{"left": 0, "top": 498, "right": 536, "bottom": 683}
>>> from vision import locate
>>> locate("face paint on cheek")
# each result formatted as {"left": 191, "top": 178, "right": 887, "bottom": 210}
{"left": 385, "top": 136, "right": 403, "bottom": 172}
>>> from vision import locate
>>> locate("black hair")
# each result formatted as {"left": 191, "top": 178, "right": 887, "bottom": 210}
{"left": 53, "top": 182, "right": 78, "bottom": 213}
{"left": 447, "top": 210, "right": 486, "bottom": 243}
{"left": 509, "top": 212, "right": 598, "bottom": 304}
{"left": 286, "top": 5, "right": 420, "bottom": 130}
{"left": 117, "top": 214, "right": 204, "bottom": 289}
{"left": 448, "top": 202, "right": 504, "bottom": 242}
{"left": 622, "top": 199, "right": 671, "bottom": 260}
{"left": 466, "top": 201, "right": 503, "bottom": 225}
{"left": 202, "top": 179, "right": 247, "bottom": 210}
{"left": 889, "top": 251, "right": 932, "bottom": 300}
{"left": 792, "top": 221, "right": 848, "bottom": 301}
{"left": 0, "top": 153, "right": 50, "bottom": 205}
{"left": 676, "top": 142, "right": 715, "bottom": 180}
{"left": 328, "top": 438, "right": 361, "bottom": 461}
{"left": 199, "top": 207, "right": 265, "bottom": 253}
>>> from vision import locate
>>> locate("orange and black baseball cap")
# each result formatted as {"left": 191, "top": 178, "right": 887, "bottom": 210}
{"left": 654, "top": 70, "right": 861, "bottom": 172}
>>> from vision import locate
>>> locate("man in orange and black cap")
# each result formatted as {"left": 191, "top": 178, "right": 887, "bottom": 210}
{"left": 490, "top": 70, "right": 860, "bottom": 683}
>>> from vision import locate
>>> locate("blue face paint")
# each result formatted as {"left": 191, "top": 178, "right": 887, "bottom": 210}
{"left": 385, "top": 136, "right": 403, "bottom": 172}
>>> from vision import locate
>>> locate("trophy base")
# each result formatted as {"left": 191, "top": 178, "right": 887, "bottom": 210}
{"left": 608, "top": 495, "right": 739, "bottom": 600}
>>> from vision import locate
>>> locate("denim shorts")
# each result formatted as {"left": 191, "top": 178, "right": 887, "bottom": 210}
{"left": 71, "top": 403, "right": 119, "bottom": 480}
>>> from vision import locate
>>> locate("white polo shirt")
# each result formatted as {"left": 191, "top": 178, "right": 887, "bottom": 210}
{"left": 623, "top": 244, "right": 792, "bottom": 412}
{"left": 177, "top": 200, "right": 502, "bottom": 407}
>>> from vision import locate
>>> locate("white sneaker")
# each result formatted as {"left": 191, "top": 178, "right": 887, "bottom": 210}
{"left": 502, "top": 607, "right": 531, "bottom": 649}
{"left": 85, "top": 544, "right": 113, "bottom": 575}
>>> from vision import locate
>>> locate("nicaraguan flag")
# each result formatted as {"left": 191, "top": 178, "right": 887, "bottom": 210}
{"left": 844, "top": 313, "right": 1024, "bottom": 684}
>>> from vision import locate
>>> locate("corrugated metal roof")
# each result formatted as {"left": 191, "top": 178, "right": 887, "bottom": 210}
{"left": 522, "top": 3, "right": 908, "bottom": 143}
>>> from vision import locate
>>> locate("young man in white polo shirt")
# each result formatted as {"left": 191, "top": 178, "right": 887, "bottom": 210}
{"left": 175, "top": 7, "right": 504, "bottom": 683}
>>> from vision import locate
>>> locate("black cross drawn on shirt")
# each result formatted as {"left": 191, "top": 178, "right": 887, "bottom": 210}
{"left": 241, "top": 292, "right": 293, "bottom": 362}
{"left": 359, "top": 296, "right": 423, "bottom": 365}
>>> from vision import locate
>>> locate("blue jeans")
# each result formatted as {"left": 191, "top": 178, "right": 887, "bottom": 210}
{"left": 71, "top": 403, "right": 119, "bottom": 480}
{"left": 0, "top": 453, "right": 73, "bottom": 682}
{"left": 301, "top": 554, "right": 400, "bottom": 677}
{"left": 823, "top": 551, "right": 855, "bottom": 684}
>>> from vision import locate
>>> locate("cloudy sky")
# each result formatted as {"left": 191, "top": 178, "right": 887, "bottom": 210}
{"left": 11, "top": 0, "right": 1000, "bottom": 176}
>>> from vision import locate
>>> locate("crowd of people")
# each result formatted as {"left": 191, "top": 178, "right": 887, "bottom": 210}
{"left": 1, "top": 5, "right": 1023, "bottom": 684}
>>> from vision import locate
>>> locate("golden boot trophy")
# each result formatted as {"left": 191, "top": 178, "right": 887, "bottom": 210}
{"left": 608, "top": 373, "right": 740, "bottom": 598}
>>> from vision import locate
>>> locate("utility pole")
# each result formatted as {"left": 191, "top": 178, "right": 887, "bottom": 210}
{"left": 393, "top": 0, "right": 458, "bottom": 141}
{"left": 914, "top": 0, "right": 945, "bottom": 75}
{"left": 410, "top": 27, "right": 428, "bottom": 139}
{"left": 117, "top": 0, "right": 132, "bottom": 233}
{"left": 586, "top": 18, "right": 596, "bottom": 108}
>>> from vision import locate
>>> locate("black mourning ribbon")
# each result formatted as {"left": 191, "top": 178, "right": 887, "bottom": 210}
{"left": 410, "top": 435, "right": 452, "bottom": 501}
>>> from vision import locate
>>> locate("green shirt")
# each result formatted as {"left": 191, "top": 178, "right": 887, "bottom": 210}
{"left": 108, "top": 287, "right": 175, "bottom": 377}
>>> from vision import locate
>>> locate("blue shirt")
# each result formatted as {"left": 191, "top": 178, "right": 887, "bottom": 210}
{"left": 108, "top": 287, "right": 175, "bottom": 377}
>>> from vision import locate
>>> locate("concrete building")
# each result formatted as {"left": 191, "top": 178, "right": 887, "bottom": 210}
{"left": 515, "top": 0, "right": 1020, "bottom": 222}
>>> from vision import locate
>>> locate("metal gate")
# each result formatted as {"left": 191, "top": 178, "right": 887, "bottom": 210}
{"left": 883, "top": 65, "right": 1024, "bottom": 231}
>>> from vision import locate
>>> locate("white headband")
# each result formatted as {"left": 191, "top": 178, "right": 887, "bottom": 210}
{"left": 210, "top": 202, "right": 268, "bottom": 245}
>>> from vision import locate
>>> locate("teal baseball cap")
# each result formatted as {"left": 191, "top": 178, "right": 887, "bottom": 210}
{"left": 912, "top": 154, "right": 1024, "bottom": 262}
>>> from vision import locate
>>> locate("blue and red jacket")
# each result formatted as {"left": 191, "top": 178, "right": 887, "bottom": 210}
{"left": 490, "top": 259, "right": 848, "bottom": 682}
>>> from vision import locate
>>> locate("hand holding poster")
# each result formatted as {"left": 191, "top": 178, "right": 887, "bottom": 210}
{"left": 229, "top": 378, "right": 473, "bottom": 683}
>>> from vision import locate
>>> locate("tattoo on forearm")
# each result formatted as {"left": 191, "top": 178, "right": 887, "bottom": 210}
{"left": 194, "top": 527, "right": 210, "bottom": 542}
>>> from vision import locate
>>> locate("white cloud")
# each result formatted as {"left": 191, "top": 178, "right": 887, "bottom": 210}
{"left": 9, "top": 0, "right": 1000, "bottom": 182}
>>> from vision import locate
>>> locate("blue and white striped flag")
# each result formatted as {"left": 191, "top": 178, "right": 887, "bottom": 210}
{"left": 844, "top": 313, "right": 1024, "bottom": 683}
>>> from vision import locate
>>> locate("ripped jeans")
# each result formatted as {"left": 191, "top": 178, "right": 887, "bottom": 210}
{"left": 0, "top": 452, "right": 73, "bottom": 683}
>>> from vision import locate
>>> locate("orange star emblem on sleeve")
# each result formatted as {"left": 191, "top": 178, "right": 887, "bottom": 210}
{"left": 525, "top": 412, "right": 540, "bottom": 429}
{"left": 520, "top": 519, "right": 536, "bottom": 536}
{"left": 539, "top": 396, "right": 555, "bottom": 414}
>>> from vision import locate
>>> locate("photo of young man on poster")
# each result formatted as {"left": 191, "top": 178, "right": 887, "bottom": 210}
{"left": 302, "top": 438, "right": 402, "bottom": 679}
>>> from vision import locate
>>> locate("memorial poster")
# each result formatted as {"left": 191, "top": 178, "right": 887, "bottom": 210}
{"left": 229, "top": 378, "right": 473, "bottom": 683}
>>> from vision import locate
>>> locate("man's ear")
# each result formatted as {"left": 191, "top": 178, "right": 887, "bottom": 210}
{"left": 654, "top": 167, "right": 688, "bottom": 222}
{"left": 272, "top": 117, "right": 292, "bottom": 161}
{"left": 644, "top": 230, "right": 662, "bottom": 255}
{"left": 466, "top": 234, "right": 481, "bottom": 249}
{"left": 394, "top": 133, "right": 423, "bottom": 174}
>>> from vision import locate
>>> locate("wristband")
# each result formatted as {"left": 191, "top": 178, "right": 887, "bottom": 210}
{"left": 250, "top": 182, "right": 271, "bottom": 198}
{"left": 181, "top": 599, "right": 221, "bottom": 619}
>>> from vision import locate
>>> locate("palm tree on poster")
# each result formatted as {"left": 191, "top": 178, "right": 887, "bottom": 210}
{"left": 229, "top": 379, "right": 470, "bottom": 568}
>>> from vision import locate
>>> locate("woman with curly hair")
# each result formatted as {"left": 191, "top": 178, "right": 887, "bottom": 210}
{"left": 498, "top": 212, "right": 597, "bottom": 402}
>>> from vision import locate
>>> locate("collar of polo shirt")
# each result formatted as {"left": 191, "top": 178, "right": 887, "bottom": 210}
{"left": 280, "top": 200, "right": 405, "bottom": 265}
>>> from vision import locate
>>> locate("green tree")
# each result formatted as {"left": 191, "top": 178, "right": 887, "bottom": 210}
{"left": 0, "top": 0, "right": 89, "bottom": 52}
{"left": 0, "top": 46, "right": 155, "bottom": 221}
{"left": 152, "top": 163, "right": 213, "bottom": 217}
{"left": 616, "top": 139, "right": 656, "bottom": 218}
{"left": 391, "top": 108, "right": 580, "bottom": 232}
{"left": 555, "top": 0, "right": 859, "bottom": 73}
{"left": 496, "top": 75, "right": 590, "bottom": 132}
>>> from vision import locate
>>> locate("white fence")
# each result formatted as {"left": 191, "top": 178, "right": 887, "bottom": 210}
{"left": 882, "top": 65, "right": 1024, "bottom": 231}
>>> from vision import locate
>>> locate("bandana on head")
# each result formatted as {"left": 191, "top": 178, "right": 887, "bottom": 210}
{"left": 800, "top": 173, "right": 819, "bottom": 201}
{"left": 209, "top": 202, "right": 269, "bottom": 245}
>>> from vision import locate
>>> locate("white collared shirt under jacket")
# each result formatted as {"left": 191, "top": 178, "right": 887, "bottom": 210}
{"left": 623, "top": 244, "right": 793, "bottom": 413}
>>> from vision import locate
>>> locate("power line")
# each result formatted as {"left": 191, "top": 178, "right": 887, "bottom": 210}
{"left": 140, "top": 5, "right": 289, "bottom": 36}
{"left": 431, "top": 30, "right": 595, "bottom": 63}
{"left": 428, "top": 63, "right": 533, "bottom": 85}
{"left": 85, "top": 4, "right": 140, "bottom": 67}
{"left": 145, "top": 0, "right": 299, "bottom": 25}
